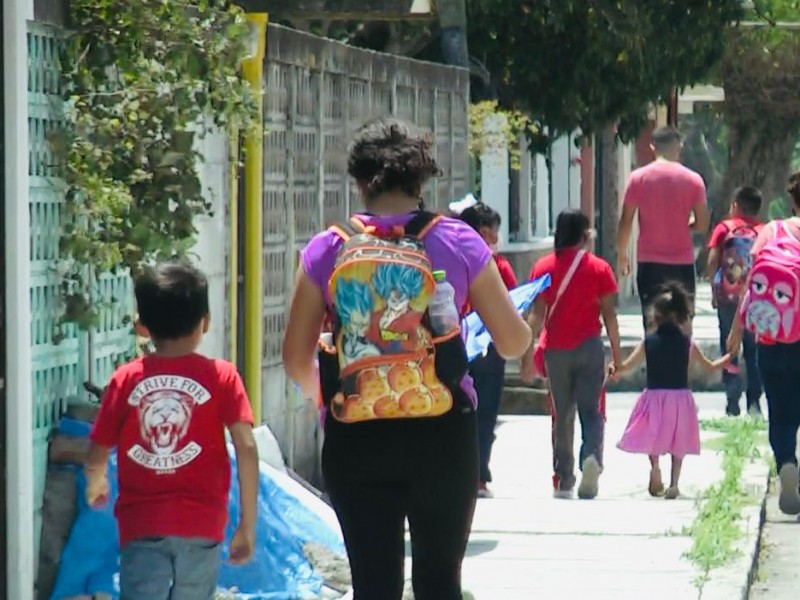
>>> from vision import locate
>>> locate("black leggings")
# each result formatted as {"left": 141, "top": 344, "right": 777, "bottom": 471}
{"left": 758, "top": 341, "right": 800, "bottom": 468}
{"left": 322, "top": 410, "right": 478, "bottom": 600}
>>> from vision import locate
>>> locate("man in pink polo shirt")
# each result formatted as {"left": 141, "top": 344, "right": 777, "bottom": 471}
{"left": 617, "top": 126, "right": 710, "bottom": 330}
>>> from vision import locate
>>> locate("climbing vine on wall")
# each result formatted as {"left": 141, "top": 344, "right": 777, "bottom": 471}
{"left": 54, "top": 0, "right": 257, "bottom": 331}
{"left": 468, "top": 100, "right": 537, "bottom": 170}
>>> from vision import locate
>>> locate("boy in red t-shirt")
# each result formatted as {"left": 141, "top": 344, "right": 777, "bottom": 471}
{"left": 85, "top": 262, "right": 259, "bottom": 600}
{"left": 706, "top": 186, "right": 764, "bottom": 417}
{"left": 458, "top": 203, "right": 517, "bottom": 498}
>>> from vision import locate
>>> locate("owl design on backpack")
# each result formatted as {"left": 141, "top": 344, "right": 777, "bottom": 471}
{"left": 741, "top": 221, "right": 800, "bottom": 344}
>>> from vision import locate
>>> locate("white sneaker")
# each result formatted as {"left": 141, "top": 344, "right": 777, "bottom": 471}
{"left": 578, "top": 456, "right": 601, "bottom": 500}
{"left": 553, "top": 487, "right": 574, "bottom": 499}
{"left": 778, "top": 463, "right": 800, "bottom": 515}
{"left": 477, "top": 483, "right": 494, "bottom": 499}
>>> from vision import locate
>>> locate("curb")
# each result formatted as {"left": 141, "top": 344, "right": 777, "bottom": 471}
{"left": 742, "top": 474, "right": 771, "bottom": 600}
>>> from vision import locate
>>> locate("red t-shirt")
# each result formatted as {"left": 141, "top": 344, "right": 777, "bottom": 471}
{"left": 495, "top": 255, "right": 518, "bottom": 291}
{"left": 90, "top": 354, "right": 254, "bottom": 546}
{"left": 707, "top": 216, "right": 764, "bottom": 251}
{"left": 530, "top": 248, "right": 618, "bottom": 350}
{"left": 623, "top": 160, "right": 706, "bottom": 265}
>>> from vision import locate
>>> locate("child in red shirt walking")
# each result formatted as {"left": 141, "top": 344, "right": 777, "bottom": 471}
{"left": 706, "top": 186, "right": 764, "bottom": 416}
{"left": 85, "top": 262, "right": 259, "bottom": 600}
{"left": 522, "top": 210, "right": 622, "bottom": 500}
{"left": 459, "top": 203, "right": 517, "bottom": 498}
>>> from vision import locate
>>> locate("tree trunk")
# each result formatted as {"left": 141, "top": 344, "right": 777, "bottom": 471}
{"left": 437, "top": 0, "right": 469, "bottom": 68}
{"left": 721, "top": 121, "right": 799, "bottom": 221}
{"left": 600, "top": 126, "right": 620, "bottom": 273}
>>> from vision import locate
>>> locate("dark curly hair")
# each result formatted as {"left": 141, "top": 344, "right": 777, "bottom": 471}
{"left": 347, "top": 117, "right": 441, "bottom": 202}
{"left": 788, "top": 170, "right": 800, "bottom": 210}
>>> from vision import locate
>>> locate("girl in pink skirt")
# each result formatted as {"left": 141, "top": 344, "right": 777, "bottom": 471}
{"left": 613, "top": 282, "right": 730, "bottom": 499}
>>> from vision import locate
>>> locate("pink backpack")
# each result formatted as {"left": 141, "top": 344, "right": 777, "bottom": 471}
{"left": 741, "top": 220, "right": 800, "bottom": 344}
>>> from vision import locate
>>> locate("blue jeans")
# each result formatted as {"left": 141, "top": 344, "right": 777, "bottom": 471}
{"left": 758, "top": 341, "right": 800, "bottom": 468}
{"left": 469, "top": 345, "right": 506, "bottom": 483}
{"left": 717, "top": 302, "right": 762, "bottom": 412}
{"left": 120, "top": 537, "right": 220, "bottom": 600}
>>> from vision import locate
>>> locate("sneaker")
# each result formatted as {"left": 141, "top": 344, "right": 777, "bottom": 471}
{"left": 578, "top": 456, "right": 601, "bottom": 500}
{"left": 553, "top": 485, "right": 574, "bottom": 499}
{"left": 747, "top": 404, "right": 763, "bottom": 419}
{"left": 725, "top": 400, "right": 741, "bottom": 417}
{"left": 778, "top": 463, "right": 800, "bottom": 515}
{"left": 477, "top": 483, "right": 494, "bottom": 499}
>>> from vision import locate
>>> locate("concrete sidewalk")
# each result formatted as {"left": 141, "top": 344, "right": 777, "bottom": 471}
{"left": 459, "top": 394, "right": 769, "bottom": 600}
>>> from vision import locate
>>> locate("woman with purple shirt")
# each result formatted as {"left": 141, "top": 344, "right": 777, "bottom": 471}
{"left": 283, "top": 118, "right": 531, "bottom": 600}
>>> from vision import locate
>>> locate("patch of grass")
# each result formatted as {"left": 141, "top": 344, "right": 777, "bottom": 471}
{"left": 685, "top": 416, "right": 766, "bottom": 593}
{"left": 702, "top": 431, "right": 768, "bottom": 452}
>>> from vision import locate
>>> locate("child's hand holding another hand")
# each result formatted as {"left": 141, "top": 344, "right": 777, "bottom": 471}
{"left": 607, "top": 361, "right": 624, "bottom": 383}
{"left": 712, "top": 353, "right": 733, "bottom": 371}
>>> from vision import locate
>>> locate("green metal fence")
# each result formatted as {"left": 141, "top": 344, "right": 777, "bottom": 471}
{"left": 28, "top": 21, "right": 135, "bottom": 554}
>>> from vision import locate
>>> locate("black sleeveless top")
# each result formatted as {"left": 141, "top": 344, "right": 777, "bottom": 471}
{"left": 644, "top": 322, "right": 690, "bottom": 390}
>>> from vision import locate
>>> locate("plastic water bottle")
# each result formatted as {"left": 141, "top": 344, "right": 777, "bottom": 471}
{"left": 429, "top": 270, "right": 460, "bottom": 335}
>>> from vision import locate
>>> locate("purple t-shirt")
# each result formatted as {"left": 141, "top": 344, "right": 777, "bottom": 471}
{"left": 301, "top": 212, "right": 493, "bottom": 406}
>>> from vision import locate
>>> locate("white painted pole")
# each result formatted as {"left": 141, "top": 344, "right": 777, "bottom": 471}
{"left": 5, "top": 0, "right": 35, "bottom": 597}
{"left": 480, "top": 113, "right": 510, "bottom": 249}
{"left": 534, "top": 152, "right": 550, "bottom": 237}
{"left": 551, "top": 135, "right": 569, "bottom": 216}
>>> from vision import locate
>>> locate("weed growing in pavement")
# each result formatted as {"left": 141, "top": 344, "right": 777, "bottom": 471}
{"left": 684, "top": 416, "right": 766, "bottom": 593}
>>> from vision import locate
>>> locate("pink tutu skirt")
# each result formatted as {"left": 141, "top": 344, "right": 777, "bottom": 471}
{"left": 617, "top": 389, "right": 700, "bottom": 458}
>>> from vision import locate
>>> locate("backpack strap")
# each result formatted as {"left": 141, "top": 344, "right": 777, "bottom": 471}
{"left": 331, "top": 211, "right": 442, "bottom": 241}
{"left": 328, "top": 220, "right": 361, "bottom": 242}
{"left": 545, "top": 250, "right": 586, "bottom": 324}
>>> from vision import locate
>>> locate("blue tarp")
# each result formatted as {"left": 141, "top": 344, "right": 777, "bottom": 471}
{"left": 462, "top": 275, "right": 551, "bottom": 362}
{"left": 50, "top": 418, "right": 346, "bottom": 600}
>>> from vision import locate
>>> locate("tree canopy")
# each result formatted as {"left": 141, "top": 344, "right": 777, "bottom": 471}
{"left": 718, "top": 0, "right": 800, "bottom": 215}
{"left": 467, "top": 1, "right": 744, "bottom": 142}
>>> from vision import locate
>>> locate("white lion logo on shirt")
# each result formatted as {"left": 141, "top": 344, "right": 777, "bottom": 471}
{"left": 126, "top": 375, "right": 212, "bottom": 473}
{"left": 139, "top": 391, "right": 193, "bottom": 456}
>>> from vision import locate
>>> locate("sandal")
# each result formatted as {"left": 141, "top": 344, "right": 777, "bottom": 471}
{"left": 648, "top": 468, "right": 665, "bottom": 497}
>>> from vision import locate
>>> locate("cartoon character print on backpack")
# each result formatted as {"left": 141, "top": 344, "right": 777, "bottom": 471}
{"left": 741, "top": 221, "right": 800, "bottom": 344}
{"left": 715, "top": 225, "right": 758, "bottom": 305}
{"left": 334, "top": 278, "right": 380, "bottom": 366}
{"left": 326, "top": 219, "right": 457, "bottom": 423}
{"left": 372, "top": 263, "right": 426, "bottom": 345}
